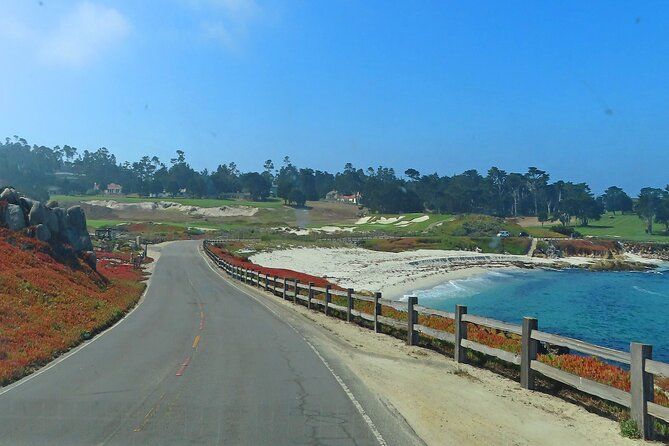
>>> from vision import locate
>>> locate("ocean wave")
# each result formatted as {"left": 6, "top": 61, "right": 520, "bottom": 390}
{"left": 415, "top": 271, "right": 512, "bottom": 301}
{"left": 632, "top": 285, "right": 667, "bottom": 297}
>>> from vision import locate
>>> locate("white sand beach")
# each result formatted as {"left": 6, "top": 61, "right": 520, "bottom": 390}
{"left": 250, "top": 247, "right": 606, "bottom": 299}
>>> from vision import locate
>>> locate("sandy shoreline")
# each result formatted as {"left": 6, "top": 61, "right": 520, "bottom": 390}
{"left": 249, "top": 247, "right": 617, "bottom": 299}
{"left": 382, "top": 265, "right": 510, "bottom": 300}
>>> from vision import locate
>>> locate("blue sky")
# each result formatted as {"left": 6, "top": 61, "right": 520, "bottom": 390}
{"left": 1, "top": 0, "right": 668, "bottom": 194}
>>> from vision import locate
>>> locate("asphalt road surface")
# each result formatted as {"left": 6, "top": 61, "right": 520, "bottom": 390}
{"left": 0, "top": 240, "right": 422, "bottom": 445}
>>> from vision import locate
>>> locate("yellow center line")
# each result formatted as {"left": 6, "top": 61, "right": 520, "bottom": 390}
{"left": 192, "top": 335, "right": 201, "bottom": 349}
{"left": 133, "top": 392, "right": 166, "bottom": 432}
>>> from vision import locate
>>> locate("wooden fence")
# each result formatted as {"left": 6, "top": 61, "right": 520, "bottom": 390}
{"left": 203, "top": 241, "right": 669, "bottom": 440}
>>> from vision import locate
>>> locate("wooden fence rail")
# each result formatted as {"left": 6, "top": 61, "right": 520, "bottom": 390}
{"left": 203, "top": 240, "right": 669, "bottom": 440}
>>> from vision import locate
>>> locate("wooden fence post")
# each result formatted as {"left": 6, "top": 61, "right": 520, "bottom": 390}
{"left": 308, "top": 282, "right": 314, "bottom": 309}
{"left": 374, "top": 292, "right": 382, "bottom": 333}
{"left": 325, "top": 285, "right": 331, "bottom": 316}
{"left": 282, "top": 278, "right": 288, "bottom": 300}
{"left": 521, "top": 317, "right": 538, "bottom": 390}
{"left": 454, "top": 305, "right": 467, "bottom": 363}
{"left": 256, "top": 271, "right": 260, "bottom": 287}
{"left": 293, "top": 279, "right": 299, "bottom": 304}
{"left": 346, "top": 288, "right": 354, "bottom": 322}
{"left": 407, "top": 295, "right": 418, "bottom": 346}
{"left": 631, "top": 342, "right": 654, "bottom": 440}
{"left": 273, "top": 276, "right": 278, "bottom": 295}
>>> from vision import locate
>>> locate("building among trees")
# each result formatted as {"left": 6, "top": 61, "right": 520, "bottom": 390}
{"left": 105, "top": 183, "right": 123, "bottom": 195}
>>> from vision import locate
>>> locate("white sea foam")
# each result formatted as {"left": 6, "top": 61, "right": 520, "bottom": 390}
{"left": 632, "top": 285, "right": 667, "bottom": 297}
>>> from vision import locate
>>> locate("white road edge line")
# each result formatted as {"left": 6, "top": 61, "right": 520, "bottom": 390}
{"left": 0, "top": 258, "right": 157, "bottom": 398}
{"left": 199, "top": 245, "right": 388, "bottom": 446}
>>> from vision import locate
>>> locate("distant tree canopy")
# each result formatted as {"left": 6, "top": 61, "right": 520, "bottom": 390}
{"left": 1, "top": 136, "right": 667, "bottom": 228}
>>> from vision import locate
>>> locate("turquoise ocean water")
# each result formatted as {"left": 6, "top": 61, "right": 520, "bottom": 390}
{"left": 412, "top": 265, "right": 669, "bottom": 362}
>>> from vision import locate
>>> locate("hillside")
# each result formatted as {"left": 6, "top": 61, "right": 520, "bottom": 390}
{"left": 0, "top": 229, "right": 147, "bottom": 385}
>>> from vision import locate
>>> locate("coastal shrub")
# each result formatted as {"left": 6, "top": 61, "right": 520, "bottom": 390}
{"left": 468, "top": 325, "right": 522, "bottom": 354}
{"left": 619, "top": 418, "right": 641, "bottom": 439}
{"left": 500, "top": 237, "right": 532, "bottom": 255}
{"left": 452, "top": 218, "right": 504, "bottom": 237}
{"left": 549, "top": 225, "right": 582, "bottom": 237}
{"left": 539, "top": 353, "right": 630, "bottom": 390}
{"left": 656, "top": 419, "right": 669, "bottom": 438}
{"left": 555, "top": 239, "right": 618, "bottom": 257}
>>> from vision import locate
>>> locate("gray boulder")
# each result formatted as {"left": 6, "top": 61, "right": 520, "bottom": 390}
{"left": 65, "top": 227, "right": 93, "bottom": 252}
{"left": 44, "top": 208, "right": 59, "bottom": 234}
{"left": 66, "top": 206, "right": 87, "bottom": 230}
{"left": 29, "top": 202, "right": 47, "bottom": 226}
{"left": 0, "top": 188, "right": 19, "bottom": 204}
{"left": 64, "top": 207, "right": 92, "bottom": 251}
{"left": 53, "top": 207, "right": 67, "bottom": 235}
{"left": 35, "top": 224, "right": 51, "bottom": 242}
{"left": 19, "top": 197, "right": 34, "bottom": 213}
{"left": 6, "top": 204, "right": 26, "bottom": 231}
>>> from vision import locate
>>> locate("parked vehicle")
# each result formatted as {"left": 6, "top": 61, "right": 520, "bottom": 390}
{"left": 496, "top": 230, "right": 510, "bottom": 237}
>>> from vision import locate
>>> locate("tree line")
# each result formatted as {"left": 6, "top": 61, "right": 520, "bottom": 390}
{"left": 2, "top": 136, "right": 668, "bottom": 231}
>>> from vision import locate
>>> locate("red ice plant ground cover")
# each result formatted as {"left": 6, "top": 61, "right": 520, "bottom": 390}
{"left": 0, "top": 229, "right": 146, "bottom": 385}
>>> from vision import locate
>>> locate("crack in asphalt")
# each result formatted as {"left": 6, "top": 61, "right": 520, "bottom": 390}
{"left": 279, "top": 342, "right": 363, "bottom": 446}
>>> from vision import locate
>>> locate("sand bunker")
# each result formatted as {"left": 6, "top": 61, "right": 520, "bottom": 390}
{"left": 274, "top": 226, "right": 356, "bottom": 235}
{"left": 376, "top": 216, "right": 405, "bottom": 224}
{"left": 357, "top": 215, "right": 428, "bottom": 226}
{"left": 409, "top": 215, "right": 429, "bottom": 223}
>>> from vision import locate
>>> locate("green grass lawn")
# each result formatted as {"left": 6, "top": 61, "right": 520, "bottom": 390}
{"left": 52, "top": 194, "right": 283, "bottom": 209}
{"left": 87, "top": 219, "right": 232, "bottom": 231}
{"left": 560, "top": 212, "right": 669, "bottom": 242}
{"left": 86, "top": 219, "right": 136, "bottom": 229}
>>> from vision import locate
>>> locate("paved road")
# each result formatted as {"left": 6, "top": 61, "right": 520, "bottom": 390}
{"left": 0, "top": 241, "right": 420, "bottom": 445}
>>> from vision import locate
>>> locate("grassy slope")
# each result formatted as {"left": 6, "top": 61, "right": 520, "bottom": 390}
{"left": 527, "top": 212, "right": 669, "bottom": 243}
{"left": 0, "top": 230, "right": 146, "bottom": 385}
{"left": 87, "top": 219, "right": 223, "bottom": 230}
{"left": 572, "top": 212, "right": 669, "bottom": 242}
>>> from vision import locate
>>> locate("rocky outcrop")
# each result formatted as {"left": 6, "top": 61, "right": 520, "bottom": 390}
{"left": 622, "top": 241, "right": 669, "bottom": 261}
{"left": 0, "top": 188, "right": 19, "bottom": 204}
{"left": 5, "top": 204, "right": 26, "bottom": 231}
{"left": 35, "top": 224, "right": 51, "bottom": 242}
{"left": 0, "top": 187, "right": 93, "bottom": 252}
{"left": 29, "top": 202, "right": 47, "bottom": 226}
